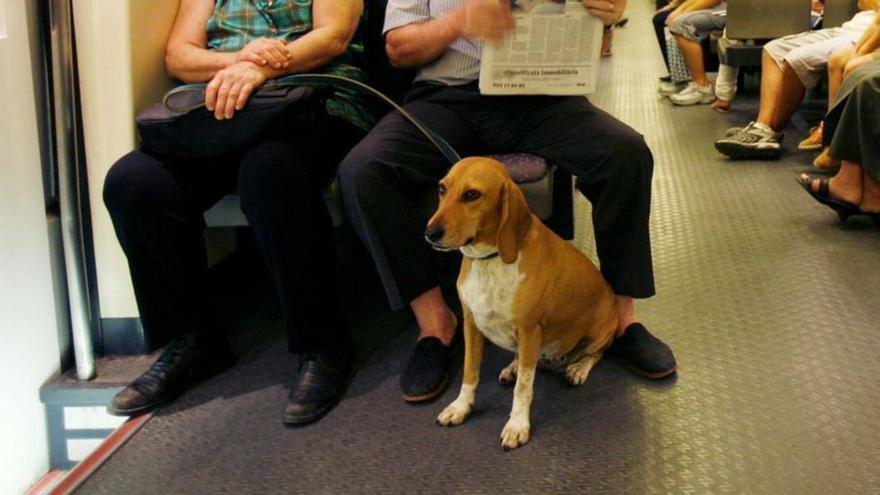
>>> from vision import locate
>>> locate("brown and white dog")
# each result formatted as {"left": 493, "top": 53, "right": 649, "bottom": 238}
{"left": 426, "top": 157, "right": 619, "bottom": 450}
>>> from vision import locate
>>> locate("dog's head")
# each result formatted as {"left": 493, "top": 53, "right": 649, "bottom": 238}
{"left": 425, "top": 157, "right": 532, "bottom": 263}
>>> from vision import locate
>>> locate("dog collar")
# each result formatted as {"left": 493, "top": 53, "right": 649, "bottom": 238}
{"left": 470, "top": 251, "right": 499, "bottom": 260}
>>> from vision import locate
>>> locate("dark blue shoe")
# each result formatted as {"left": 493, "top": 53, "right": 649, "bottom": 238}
{"left": 609, "top": 323, "right": 676, "bottom": 379}
{"left": 401, "top": 332, "right": 462, "bottom": 403}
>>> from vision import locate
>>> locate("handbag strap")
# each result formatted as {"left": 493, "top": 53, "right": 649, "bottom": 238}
{"left": 163, "top": 74, "right": 461, "bottom": 165}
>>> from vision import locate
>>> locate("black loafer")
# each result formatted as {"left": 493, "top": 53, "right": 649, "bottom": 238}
{"left": 400, "top": 332, "right": 461, "bottom": 403}
{"left": 283, "top": 348, "right": 353, "bottom": 425}
{"left": 107, "top": 334, "right": 233, "bottom": 416}
{"left": 608, "top": 323, "right": 676, "bottom": 379}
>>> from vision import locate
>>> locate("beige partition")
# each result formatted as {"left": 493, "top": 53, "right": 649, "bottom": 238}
{"left": 74, "top": 0, "right": 179, "bottom": 319}
{"left": 0, "top": 2, "right": 62, "bottom": 491}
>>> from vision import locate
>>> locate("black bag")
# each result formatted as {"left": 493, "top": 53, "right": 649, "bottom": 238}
{"left": 136, "top": 74, "right": 461, "bottom": 163}
{"left": 136, "top": 80, "right": 321, "bottom": 158}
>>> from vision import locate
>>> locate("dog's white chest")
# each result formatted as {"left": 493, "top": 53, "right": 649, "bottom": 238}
{"left": 459, "top": 257, "right": 524, "bottom": 352}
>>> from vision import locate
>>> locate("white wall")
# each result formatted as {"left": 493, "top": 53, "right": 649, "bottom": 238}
{"left": 75, "top": 0, "right": 179, "bottom": 320}
{"left": 0, "top": 0, "right": 62, "bottom": 492}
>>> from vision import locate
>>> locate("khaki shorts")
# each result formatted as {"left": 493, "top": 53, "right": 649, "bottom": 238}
{"left": 764, "top": 28, "right": 858, "bottom": 88}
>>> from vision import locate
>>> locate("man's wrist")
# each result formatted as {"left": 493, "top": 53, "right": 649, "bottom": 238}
{"left": 444, "top": 6, "right": 466, "bottom": 40}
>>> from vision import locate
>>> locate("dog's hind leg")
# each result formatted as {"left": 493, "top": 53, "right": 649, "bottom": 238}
{"left": 565, "top": 352, "right": 602, "bottom": 386}
{"left": 498, "top": 355, "right": 518, "bottom": 385}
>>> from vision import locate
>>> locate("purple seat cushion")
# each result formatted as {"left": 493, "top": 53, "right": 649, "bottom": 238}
{"left": 489, "top": 153, "right": 549, "bottom": 184}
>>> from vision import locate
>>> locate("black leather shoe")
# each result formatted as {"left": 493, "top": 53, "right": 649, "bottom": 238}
{"left": 107, "top": 335, "right": 233, "bottom": 416}
{"left": 608, "top": 323, "right": 676, "bottom": 379}
{"left": 400, "top": 331, "right": 462, "bottom": 403}
{"left": 282, "top": 349, "right": 353, "bottom": 425}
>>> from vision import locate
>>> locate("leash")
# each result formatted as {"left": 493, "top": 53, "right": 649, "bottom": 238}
{"left": 163, "top": 74, "right": 462, "bottom": 165}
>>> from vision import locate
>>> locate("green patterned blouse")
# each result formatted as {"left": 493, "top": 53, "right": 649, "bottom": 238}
{"left": 206, "top": 0, "right": 374, "bottom": 130}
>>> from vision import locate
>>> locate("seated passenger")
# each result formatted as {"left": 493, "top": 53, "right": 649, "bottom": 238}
{"left": 104, "top": 0, "right": 373, "bottom": 425}
{"left": 654, "top": 0, "right": 685, "bottom": 85}
{"left": 712, "top": 1, "right": 826, "bottom": 113}
{"left": 799, "top": 60, "right": 880, "bottom": 219}
{"left": 803, "top": 12, "right": 880, "bottom": 166}
{"left": 338, "top": 0, "right": 677, "bottom": 405}
{"left": 714, "top": 3, "right": 878, "bottom": 159}
{"left": 666, "top": 0, "right": 726, "bottom": 106}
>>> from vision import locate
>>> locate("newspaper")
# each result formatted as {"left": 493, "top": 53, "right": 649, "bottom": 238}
{"left": 479, "top": 0, "right": 603, "bottom": 95}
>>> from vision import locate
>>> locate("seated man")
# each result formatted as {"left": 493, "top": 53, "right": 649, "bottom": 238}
{"left": 665, "top": 0, "right": 727, "bottom": 105}
{"left": 714, "top": 3, "right": 878, "bottom": 159}
{"left": 339, "top": 0, "right": 677, "bottom": 404}
{"left": 104, "top": 0, "right": 373, "bottom": 425}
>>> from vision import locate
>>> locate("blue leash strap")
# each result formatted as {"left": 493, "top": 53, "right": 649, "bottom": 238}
{"left": 163, "top": 74, "right": 462, "bottom": 165}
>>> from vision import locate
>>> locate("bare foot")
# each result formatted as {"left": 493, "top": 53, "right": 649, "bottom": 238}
{"left": 859, "top": 169, "right": 880, "bottom": 213}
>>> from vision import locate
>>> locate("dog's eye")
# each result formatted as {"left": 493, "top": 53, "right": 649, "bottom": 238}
{"left": 438, "top": 184, "right": 447, "bottom": 196}
{"left": 462, "top": 189, "right": 482, "bottom": 202}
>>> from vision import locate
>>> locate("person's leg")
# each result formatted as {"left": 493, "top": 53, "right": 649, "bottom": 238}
{"left": 769, "top": 33, "right": 857, "bottom": 130}
{"left": 755, "top": 49, "right": 792, "bottom": 128}
{"left": 859, "top": 167, "right": 880, "bottom": 213}
{"left": 712, "top": 34, "right": 740, "bottom": 112}
{"left": 827, "top": 48, "right": 853, "bottom": 109}
{"left": 481, "top": 95, "right": 675, "bottom": 377}
{"left": 714, "top": 35, "right": 823, "bottom": 158}
{"left": 103, "top": 150, "right": 239, "bottom": 415}
{"left": 237, "top": 116, "right": 365, "bottom": 424}
{"left": 653, "top": 9, "right": 672, "bottom": 70}
{"left": 602, "top": 27, "right": 614, "bottom": 57}
{"left": 675, "top": 36, "right": 708, "bottom": 85}
{"left": 668, "top": 9, "right": 725, "bottom": 87}
{"left": 338, "top": 86, "right": 481, "bottom": 400}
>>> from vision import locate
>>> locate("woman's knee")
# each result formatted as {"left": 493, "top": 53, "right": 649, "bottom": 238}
{"left": 103, "top": 152, "right": 173, "bottom": 216}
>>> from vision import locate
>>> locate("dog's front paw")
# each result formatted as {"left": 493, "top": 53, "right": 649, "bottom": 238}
{"left": 500, "top": 418, "right": 530, "bottom": 450}
{"left": 437, "top": 400, "right": 472, "bottom": 426}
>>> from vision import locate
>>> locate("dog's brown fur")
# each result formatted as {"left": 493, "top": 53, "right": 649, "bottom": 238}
{"left": 429, "top": 157, "right": 618, "bottom": 450}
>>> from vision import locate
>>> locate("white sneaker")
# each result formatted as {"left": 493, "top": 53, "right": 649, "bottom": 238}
{"left": 714, "top": 121, "right": 784, "bottom": 159}
{"left": 658, "top": 79, "right": 687, "bottom": 95}
{"left": 669, "top": 82, "right": 715, "bottom": 106}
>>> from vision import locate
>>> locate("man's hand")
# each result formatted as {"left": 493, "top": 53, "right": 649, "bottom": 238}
{"left": 665, "top": 11, "right": 679, "bottom": 27}
{"left": 205, "top": 61, "right": 269, "bottom": 120}
{"left": 583, "top": 0, "right": 626, "bottom": 26}
{"left": 236, "top": 37, "right": 292, "bottom": 69}
{"left": 457, "top": 0, "right": 515, "bottom": 42}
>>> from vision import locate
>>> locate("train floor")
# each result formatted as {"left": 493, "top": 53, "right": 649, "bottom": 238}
{"left": 78, "top": 2, "right": 880, "bottom": 493}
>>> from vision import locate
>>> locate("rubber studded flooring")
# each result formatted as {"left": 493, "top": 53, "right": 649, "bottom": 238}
{"left": 79, "top": 2, "right": 880, "bottom": 493}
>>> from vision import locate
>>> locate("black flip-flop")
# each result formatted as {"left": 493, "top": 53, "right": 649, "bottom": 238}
{"left": 798, "top": 174, "right": 864, "bottom": 221}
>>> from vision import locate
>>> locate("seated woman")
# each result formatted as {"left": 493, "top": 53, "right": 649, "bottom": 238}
{"left": 804, "top": 10, "right": 880, "bottom": 167}
{"left": 104, "top": 0, "right": 373, "bottom": 425}
{"left": 798, "top": 60, "right": 880, "bottom": 220}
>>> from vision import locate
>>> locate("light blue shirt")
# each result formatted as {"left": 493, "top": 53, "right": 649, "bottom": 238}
{"left": 384, "top": 0, "right": 482, "bottom": 85}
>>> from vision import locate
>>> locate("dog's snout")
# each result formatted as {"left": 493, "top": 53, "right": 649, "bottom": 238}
{"left": 425, "top": 225, "right": 445, "bottom": 243}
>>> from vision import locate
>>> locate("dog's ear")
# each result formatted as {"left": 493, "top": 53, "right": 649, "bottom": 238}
{"left": 496, "top": 178, "right": 532, "bottom": 264}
